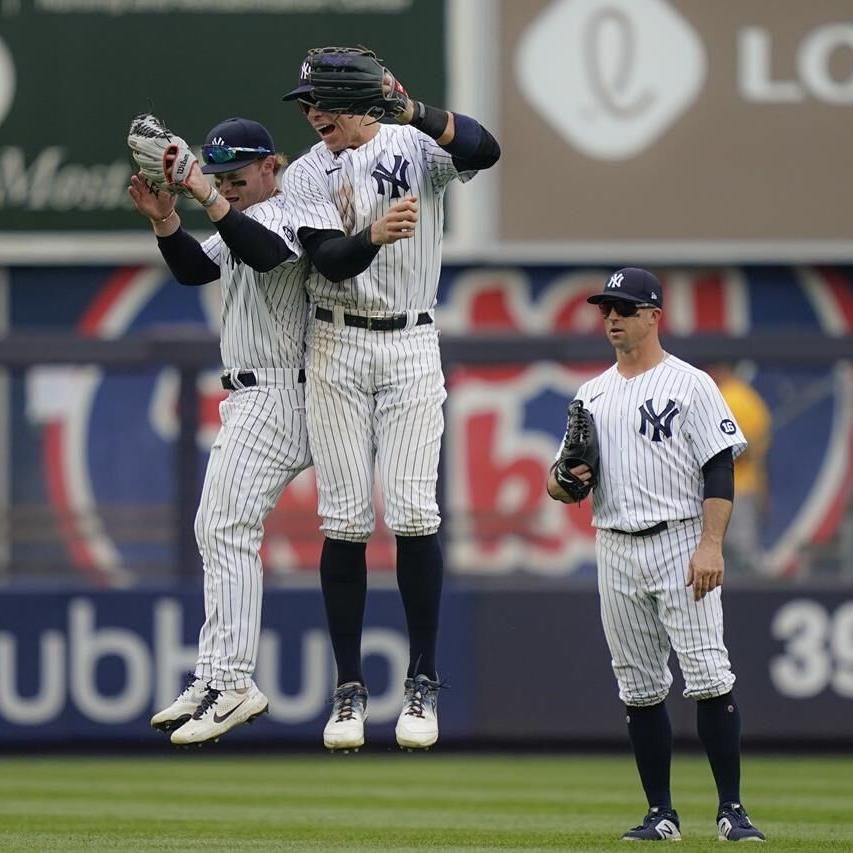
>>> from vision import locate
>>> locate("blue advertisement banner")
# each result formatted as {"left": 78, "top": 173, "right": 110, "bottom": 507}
{"left": 1, "top": 588, "right": 852, "bottom": 744}
{"left": 0, "top": 588, "right": 475, "bottom": 744}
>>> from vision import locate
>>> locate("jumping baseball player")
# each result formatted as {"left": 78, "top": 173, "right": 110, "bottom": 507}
{"left": 547, "top": 268, "right": 766, "bottom": 842}
{"left": 280, "top": 47, "right": 500, "bottom": 751}
{"left": 127, "top": 114, "right": 428, "bottom": 747}
{"left": 127, "top": 116, "right": 312, "bottom": 745}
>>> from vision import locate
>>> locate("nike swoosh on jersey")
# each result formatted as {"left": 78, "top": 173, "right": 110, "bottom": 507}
{"left": 213, "top": 697, "right": 248, "bottom": 724}
{"left": 325, "top": 167, "right": 342, "bottom": 174}
{"left": 589, "top": 392, "right": 605, "bottom": 402}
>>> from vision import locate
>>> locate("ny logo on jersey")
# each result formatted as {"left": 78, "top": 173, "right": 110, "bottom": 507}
{"left": 607, "top": 273, "right": 624, "bottom": 288}
{"left": 372, "top": 155, "right": 411, "bottom": 198}
{"left": 638, "top": 398, "right": 679, "bottom": 442}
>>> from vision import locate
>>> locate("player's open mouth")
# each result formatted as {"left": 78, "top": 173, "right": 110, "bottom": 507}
{"left": 316, "top": 124, "right": 336, "bottom": 137}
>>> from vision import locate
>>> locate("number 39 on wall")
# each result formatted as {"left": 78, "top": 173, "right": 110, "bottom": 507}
{"left": 770, "top": 600, "right": 853, "bottom": 699}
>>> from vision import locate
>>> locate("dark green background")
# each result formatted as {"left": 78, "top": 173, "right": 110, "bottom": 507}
{"left": 0, "top": 1, "right": 445, "bottom": 231}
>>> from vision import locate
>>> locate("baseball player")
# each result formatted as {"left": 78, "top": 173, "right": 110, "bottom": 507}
{"left": 128, "top": 115, "right": 426, "bottom": 747}
{"left": 128, "top": 116, "right": 311, "bottom": 746}
{"left": 280, "top": 47, "right": 500, "bottom": 751}
{"left": 547, "top": 268, "right": 766, "bottom": 842}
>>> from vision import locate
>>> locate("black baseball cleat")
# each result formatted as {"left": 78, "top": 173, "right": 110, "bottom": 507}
{"left": 622, "top": 807, "right": 681, "bottom": 841}
{"left": 717, "top": 803, "right": 766, "bottom": 842}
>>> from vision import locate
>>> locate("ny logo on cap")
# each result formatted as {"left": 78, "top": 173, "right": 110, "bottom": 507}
{"left": 607, "top": 273, "right": 624, "bottom": 289}
{"left": 211, "top": 137, "right": 225, "bottom": 145}
{"left": 301, "top": 61, "right": 311, "bottom": 80}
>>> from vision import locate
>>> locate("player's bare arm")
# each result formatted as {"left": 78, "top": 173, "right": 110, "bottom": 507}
{"left": 687, "top": 498, "right": 732, "bottom": 601}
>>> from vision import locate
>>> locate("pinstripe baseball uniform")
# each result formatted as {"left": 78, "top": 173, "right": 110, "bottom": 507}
{"left": 283, "top": 124, "right": 473, "bottom": 540}
{"left": 193, "top": 192, "right": 312, "bottom": 690}
{"left": 565, "top": 354, "right": 747, "bottom": 705}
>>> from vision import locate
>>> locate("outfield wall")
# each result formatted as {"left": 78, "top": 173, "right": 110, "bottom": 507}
{"left": 1, "top": 587, "right": 850, "bottom": 746}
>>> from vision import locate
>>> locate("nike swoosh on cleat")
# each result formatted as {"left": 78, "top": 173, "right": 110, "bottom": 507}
{"left": 213, "top": 698, "right": 248, "bottom": 724}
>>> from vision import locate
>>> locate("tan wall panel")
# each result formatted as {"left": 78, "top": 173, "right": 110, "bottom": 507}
{"left": 502, "top": 0, "right": 853, "bottom": 242}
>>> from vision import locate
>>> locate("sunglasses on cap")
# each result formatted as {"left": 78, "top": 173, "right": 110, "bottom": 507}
{"left": 201, "top": 144, "right": 274, "bottom": 165}
{"left": 597, "top": 300, "right": 658, "bottom": 318}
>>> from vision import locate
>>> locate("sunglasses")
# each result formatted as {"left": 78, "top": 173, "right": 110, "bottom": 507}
{"left": 201, "top": 144, "right": 273, "bottom": 165}
{"left": 597, "top": 300, "right": 657, "bottom": 318}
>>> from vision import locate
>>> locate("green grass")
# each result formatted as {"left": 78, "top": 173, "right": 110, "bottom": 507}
{"left": 0, "top": 753, "right": 851, "bottom": 851}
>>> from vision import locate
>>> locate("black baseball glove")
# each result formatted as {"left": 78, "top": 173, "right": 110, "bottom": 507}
{"left": 553, "top": 400, "right": 599, "bottom": 502}
{"left": 304, "top": 46, "right": 410, "bottom": 118}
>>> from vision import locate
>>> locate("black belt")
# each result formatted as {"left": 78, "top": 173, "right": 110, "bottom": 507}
{"left": 315, "top": 306, "right": 432, "bottom": 331}
{"left": 608, "top": 521, "right": 671, "bottom": 538}
{"left": 221, "top": 369, "right": 305, "bottom": 390}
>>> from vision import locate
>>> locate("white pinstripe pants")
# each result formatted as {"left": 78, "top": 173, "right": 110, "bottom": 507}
{"left": 306, "top": 319, "right": 446, "bottom": 541}
{"left": 596, "top": 518, "right": 736, "bottom": 706}
{"left": 194, "top": 385, "right": 311, "bottom": 690}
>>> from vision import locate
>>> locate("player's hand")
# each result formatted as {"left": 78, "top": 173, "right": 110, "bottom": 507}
{"left": 370, "top": 197, "right": 418, "bottom": 244}
{"left": 569, "top": 464, "right": 592, "bottom": 483}
{"left": 547, "top": 463, "right": 592, "bottom": 502}
{"left": 128, "top": 172, "right": 176, "bottom": 225}
{"left": 384, "top": 71, "right": 414, "bottom": 123}
{"left": 686, "top": 540, "right": 725, "bottom": 601}
{"left": 176, "top": 160, "right": 211, "bottom": 202}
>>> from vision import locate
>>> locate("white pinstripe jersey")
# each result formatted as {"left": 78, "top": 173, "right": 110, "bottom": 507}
{"left": 282, "top": 124, "right": 475, "bottom": 312}
{"left": 564, "top": 354, "right": 747, "bottom": 531}
{"left": 201, "top": 193, "right": 309, "bottom": 370}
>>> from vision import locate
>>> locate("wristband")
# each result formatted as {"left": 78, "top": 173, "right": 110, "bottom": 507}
{"left": 201, "top": 186, "right": 220, "bottom": 208}
{"left": 409, "top": 101, "right": 448, "bottom": 139}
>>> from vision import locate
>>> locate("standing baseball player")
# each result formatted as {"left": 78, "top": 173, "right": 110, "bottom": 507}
{"left": 280, "top": 46, "right": 500, "bottom": 751}
{"left": 547, "top": 268, "right": 766, "bottom": 842}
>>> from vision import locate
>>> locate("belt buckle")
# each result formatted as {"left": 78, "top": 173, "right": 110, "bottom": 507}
{"left": 365, "top": 316, "right": 375, "bottom": 331}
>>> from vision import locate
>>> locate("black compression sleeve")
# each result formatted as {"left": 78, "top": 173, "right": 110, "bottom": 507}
{"left": 702, "top": 448, "right": 735, "bottom": 501}
{"left": 298, "top": 226, "right": 381, "bottom": 283}
{"left": 214, "top": 207, "right": 294, "bottom": 272}
{"left": 157, "top": 229, "right": 220, "bottom": 286}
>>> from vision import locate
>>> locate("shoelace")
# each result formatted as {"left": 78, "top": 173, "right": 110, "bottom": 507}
{"left": 332, "top": 686, "right": 365, "bottom": 722}
{"left": 631, "top": 810, "right": 674, "bottom": 831}
{"left": 403, "top": 679, "right": 444, "bottom": 719}
{"left": 179, "top": 673, "right": 200, "bottom": 698}
{"left": 720, "top": 804, "right": 751, "bottom": 827}
{"left": 192, "top": 688, "right": 221, "bottom": 720}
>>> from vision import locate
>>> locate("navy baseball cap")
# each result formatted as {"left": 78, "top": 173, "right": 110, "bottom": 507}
{"left": 282, "top": 57, "right": 316, "bottom": 103}
{"left": 200, "top": 118, "right": 276, "bottom": 175}
{"left": 587, "top": 267, "right": 664, "bottom": 308}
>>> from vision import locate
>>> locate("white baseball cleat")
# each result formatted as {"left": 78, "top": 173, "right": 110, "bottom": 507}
{"left": 150, "top": 675, "right": 209, "bottom": 733}
{"left": 323, "top": 682, "right": 368, "bottom": 751}
{"left": 395, "top": 674, "right": 442, "bottom": 750}
{"left": 170, "top": 683, "right": 269, "bottom": 746}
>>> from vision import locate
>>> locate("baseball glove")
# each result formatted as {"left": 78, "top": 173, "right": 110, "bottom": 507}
{"left": 554, "top": 400, "right": 599, "bottom": 502}
{"left": 127, "top": 113, "right": 197, "bottom": 196}
{"left": 304, "top": 46, "right": 409, "bottom": 118}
